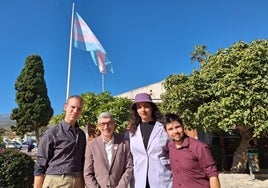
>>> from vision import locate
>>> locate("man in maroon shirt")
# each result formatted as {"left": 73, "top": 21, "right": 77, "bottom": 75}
{"left": 163, "top": 113, "right": 221, "bottom": 188}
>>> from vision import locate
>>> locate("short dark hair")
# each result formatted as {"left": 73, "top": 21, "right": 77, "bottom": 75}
{"left": 163, "top": 113, "right": 183, "bottom": 130}
{"left": 66, "top": 95, "right": 84, "bottom": 105}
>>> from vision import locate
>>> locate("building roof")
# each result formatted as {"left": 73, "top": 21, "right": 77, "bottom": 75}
{"left": 115, "top": 80, "right": 165, "bottom": 103}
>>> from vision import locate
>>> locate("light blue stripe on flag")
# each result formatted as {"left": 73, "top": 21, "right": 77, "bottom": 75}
{"left": 73, "top": 12, "right": 113, "bottom": 73}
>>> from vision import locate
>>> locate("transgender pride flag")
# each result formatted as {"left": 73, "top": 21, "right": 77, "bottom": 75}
{"left": 73, "top": 12, "right": 113, "bottom": 74}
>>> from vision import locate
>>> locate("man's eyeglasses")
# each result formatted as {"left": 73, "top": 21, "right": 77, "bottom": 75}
{"left": 98, "top": 122, "right": 114, "bottom": 127}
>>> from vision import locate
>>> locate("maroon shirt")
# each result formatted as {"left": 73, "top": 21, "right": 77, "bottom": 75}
{"left": 168, "top": 136, "right": 218, "bottom": 188}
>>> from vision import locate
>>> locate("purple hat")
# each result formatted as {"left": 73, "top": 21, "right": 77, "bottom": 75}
{"left": 131, "top": 93, "right": 153, "bottom": 109}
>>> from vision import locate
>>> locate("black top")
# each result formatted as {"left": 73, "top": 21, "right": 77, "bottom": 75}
{"left": 140, "top": 121, "right": 156, "bottom": 149}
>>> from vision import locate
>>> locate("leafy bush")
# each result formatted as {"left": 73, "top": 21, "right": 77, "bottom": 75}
{"left": 0, "top": 149, "right": 34, "bottom": 188}
{"left": 0, "top": 141, "right": 5, "bottom": 149}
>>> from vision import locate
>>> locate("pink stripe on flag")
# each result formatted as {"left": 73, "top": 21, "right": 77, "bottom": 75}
{"left": 96, "top": 51, "right": 107, "bottom": 73}
{"left": 73, "top": 12, "right": 113, "bottom": 74}
{"left": 73, "top": 19, "right": 102, "bottom": 45}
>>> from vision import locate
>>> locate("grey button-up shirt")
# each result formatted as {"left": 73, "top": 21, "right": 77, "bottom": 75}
{"left": 34, "top": 121, "right": 86, "bottom": 175}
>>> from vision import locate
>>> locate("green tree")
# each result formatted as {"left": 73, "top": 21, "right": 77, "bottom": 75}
{"left": 190, "top": 45, "right": 210, "bottom": 68}
{"left": 0, "top": 149, "right": 34, "bottom": 188}
{"left": 10, "top": 55, "right": 53, "bottom": 142}
{"left": 161, "top": 40, "right": 268, "bottom": 172}
{"left": 51, "top": 92, "right": 132, "bottom": 139}
{"left": 96, "top": 96, "right": 132, "bottom": 133}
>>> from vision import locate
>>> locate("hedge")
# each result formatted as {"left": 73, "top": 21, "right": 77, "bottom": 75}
{"left": 0, "top": 149, "right": 34, "bottom": 188}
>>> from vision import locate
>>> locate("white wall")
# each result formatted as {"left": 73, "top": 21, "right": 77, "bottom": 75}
{"left": 115, "top": 80, "right": 165, "bottom": 103}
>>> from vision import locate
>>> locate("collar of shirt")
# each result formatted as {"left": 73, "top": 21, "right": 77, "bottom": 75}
{"left": 62, "top": 120, "right": 79, "bottom": 131}
{"left": 170, "top": 135, "right": 190, "bottom": 149}
{"left": 102, "top": 135, "right": 114, "bottom": 145}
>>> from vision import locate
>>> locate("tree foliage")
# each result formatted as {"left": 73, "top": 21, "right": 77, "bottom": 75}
{"left": 162, "top": 40, "right": 268, "bottom": 137}
{"left": 161, "top": 39, "right": 268, "bottom": 172}
{"left": 10, "top": 55, "right": 53, "bottom": 141}
{"left": 51, "top": 92, "right": 132, "bottom": 138}
{"left": 190, "top": 45, "right": 211, "bottom": 68}
{"left": 0, "top": 149, "right": 34, "bottom": 188}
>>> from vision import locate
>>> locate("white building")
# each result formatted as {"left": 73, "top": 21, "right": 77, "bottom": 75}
{"left": 115, "top": 80, "right": 165, "bottom": 103}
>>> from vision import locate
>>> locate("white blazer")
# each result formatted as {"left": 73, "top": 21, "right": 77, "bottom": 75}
{"left": 130, "top": 121, "right": 172, "bottom": 188}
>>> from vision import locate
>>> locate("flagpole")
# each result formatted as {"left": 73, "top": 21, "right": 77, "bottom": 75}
{"left": 102, "top": 73, "right": 105, "bottom": 92}
{"left": 66, "top": 2, "right": 75, "bottom": 101}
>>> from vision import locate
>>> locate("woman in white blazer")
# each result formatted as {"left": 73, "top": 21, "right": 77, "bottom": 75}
{"left": 127, "top": 93, "right": 172, "bottom": 188}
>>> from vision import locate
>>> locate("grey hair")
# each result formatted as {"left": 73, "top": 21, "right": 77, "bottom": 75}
{"left": 97, "top": 112, "right": 115, "bottom": 123}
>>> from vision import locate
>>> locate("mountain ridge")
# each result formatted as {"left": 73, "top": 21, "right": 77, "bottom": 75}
{"left": 0, "top": 114, "right": 15, "bottom": 128}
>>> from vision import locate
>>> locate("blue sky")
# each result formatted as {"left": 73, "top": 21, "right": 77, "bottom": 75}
{"left": 1, "top": 0, "right": 268, "bottom": 115}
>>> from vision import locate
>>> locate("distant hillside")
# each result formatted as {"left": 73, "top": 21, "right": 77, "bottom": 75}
{"left": 0, "top": 114, "right": 15, "bottom": 129}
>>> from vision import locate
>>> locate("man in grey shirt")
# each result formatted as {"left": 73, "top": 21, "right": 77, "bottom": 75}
{"left": 34, "top": 95, "right": 86, "bottom": 188}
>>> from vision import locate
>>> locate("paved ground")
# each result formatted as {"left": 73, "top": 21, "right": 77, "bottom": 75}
{"left": 219, "top": 173, "right": 268, "bottom": 188}
{"left": 22, "top": 148, "right": 268, "bottom": 187}
{"left": 20, "top": 147, "right": 36, "bottom": 155}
